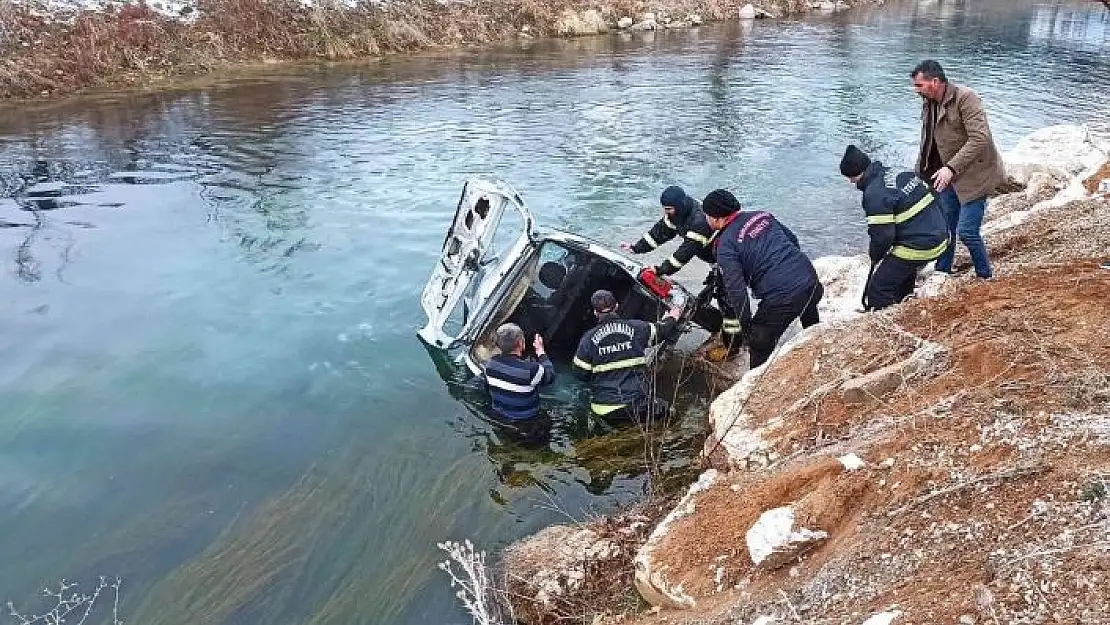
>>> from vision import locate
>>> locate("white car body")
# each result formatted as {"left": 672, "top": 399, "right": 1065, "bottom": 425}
{"left": 418, "top": 177, "right": 697, "bottom": 377}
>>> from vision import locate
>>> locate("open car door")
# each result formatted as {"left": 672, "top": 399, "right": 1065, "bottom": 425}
{"left": 418, "top": 178, "right": 536, "bottom": 349}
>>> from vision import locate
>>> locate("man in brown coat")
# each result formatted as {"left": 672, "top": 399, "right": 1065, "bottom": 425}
{"left": 912, "top": 59, "right": 1006, "bottom": 278}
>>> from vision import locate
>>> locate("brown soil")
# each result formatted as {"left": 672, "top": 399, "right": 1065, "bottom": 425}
{"left": 989, "top": 196, "right": 1110, "bottom": 273}
{"left": 1084, "top": 160, "right": 1110, "bottom": 194}
{"left": 0, "top": 0, "right": 842, "bottom": 102}
{"left": 622, "top": 257, "right": 1110, "bottom": 624}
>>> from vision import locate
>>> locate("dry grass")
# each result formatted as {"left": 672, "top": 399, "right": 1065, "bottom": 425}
{"left": 502, "top": 500, "right": 676, "bottom": 625}
{"left": 0, "top": 0, "right": 869, "bottom": 100}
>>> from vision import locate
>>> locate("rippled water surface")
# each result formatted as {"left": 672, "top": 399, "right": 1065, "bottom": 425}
{"left": 0, "top": 1, "right": 1107, "bottom": 622}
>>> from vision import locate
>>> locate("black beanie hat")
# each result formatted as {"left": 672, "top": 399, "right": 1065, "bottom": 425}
{"left": 701, "top": 189, "right": 742, "bottom": 218}
{"left": 590, "top": 289, "right": 618, "bottom": 313}
{"left": 840, "top": 144, "right": 871, "bottom": 178}
{"left": 660, "top": 185, "right": 687, "bottom": 208}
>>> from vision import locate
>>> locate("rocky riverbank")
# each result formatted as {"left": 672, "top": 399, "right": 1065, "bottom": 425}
{"left": 0, "top": 0, "right": 880, "bottom": 101}
{"left": 500, "top": 123, "right": 1110, "bottom": 624}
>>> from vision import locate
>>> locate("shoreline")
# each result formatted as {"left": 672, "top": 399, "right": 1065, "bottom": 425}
{"left": 498, "top": 123, "right": 1110, "bottom": 624}
{"left": 0, "top": 0, "right": 877, "bottom": 104}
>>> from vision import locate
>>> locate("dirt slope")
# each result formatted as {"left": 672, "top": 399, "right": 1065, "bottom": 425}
{"left": 633, "top": 253, "right": 1109, "bottom": 624}
{"left": 623, "top": 173, "right": 1110, "bottom": 625}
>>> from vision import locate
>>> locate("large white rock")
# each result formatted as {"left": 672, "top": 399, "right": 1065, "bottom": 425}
{"left": 634, "top": 470, "right": 718, "bottom": 608}
{"left": 738, "top": 3, "right": 757, "bottom": 19}
{"left": 862, "top": 611, "right": 904, "bottom": 625}
{"left": 745, "top": 506, "right": 828, "bottom": 569}
{"left": 838, "top": 453, "right": 867, "bottom": 471}
{"left": 1004, "top": 124, "right": 1108, "bottom": 185}
{"left": 705, "top": 354, "right": 785, "bottom": 468}
{"left": 617, "top": 16, "right": 634, "bottom": 28}
{"left": 813, "top": 255, "right": 871, "bottom": 323}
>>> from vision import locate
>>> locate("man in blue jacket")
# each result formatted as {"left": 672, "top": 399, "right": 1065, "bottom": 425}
{"left": 839, "top": 145, "right": 950, "bottom": 310}
{"left": 483, "top": 323, "right": 555, "bottom": 440}
{"left": 701, "top": 189, "right": 824, "bottom": 370}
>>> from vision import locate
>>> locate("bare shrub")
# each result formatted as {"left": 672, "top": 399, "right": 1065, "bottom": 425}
{"left": 438, "top": 540, "right": 511, "bottom": 625}
{"left": 7, "top": 577, "right": 123, "bottom": 625}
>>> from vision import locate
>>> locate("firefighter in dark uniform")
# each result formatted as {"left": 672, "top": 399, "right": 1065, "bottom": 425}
{"left": 621, "top": 186, "right": 743, "bottom": 351}
{"left": 701, "top": 189, "right": 824, "bottom": 370}
{"left": 572, "top": 290, "right": 682, "bottom": 423}
{"left": 839, "top": 145, "right": 950, "bottom": 310}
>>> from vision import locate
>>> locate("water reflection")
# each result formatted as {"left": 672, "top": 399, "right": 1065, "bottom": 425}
{"left": 433, "top": 345, "right": 714, "bottom": 503}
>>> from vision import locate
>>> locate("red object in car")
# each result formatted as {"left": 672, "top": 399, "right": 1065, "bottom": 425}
{"left": 639, "top": 267, "right": 673, "bottom": 298}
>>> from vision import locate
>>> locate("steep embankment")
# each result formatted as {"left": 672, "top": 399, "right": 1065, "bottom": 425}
{"left": 1, "top": 0, "right": 859, "bottom": 101}
{"left": 502, "top": 124, "right": 1110, "bottom": 625}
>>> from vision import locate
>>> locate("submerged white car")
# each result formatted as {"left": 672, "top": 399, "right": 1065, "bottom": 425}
{"left": 418, "top": 178, "right": 708, "bottom": 377}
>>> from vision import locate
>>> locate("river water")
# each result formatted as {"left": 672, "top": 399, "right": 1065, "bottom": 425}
{"left": 0, "top": 1, "right": 1107, "bottom": 622}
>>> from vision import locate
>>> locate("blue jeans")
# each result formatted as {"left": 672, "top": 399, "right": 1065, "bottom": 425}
{"left": 934, "top": 187, "right": 992, "bottom": 278}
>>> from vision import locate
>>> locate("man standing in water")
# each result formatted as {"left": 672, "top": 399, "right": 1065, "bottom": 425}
{"left": 572, "top": 290, "right": 682, "bottom": 424}
{"left": 912, "top": 59, "right": 1006, "bottom": 279}
{"left": 483, "top": 324, "right": 555, "bottom": 442}
{"left": 701, "top": 189, "right": 824, "bottom": 370}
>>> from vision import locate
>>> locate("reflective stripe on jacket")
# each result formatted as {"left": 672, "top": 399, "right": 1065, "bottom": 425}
{"left": 858, "top": 161, "right": 950, "bottom": 263}
{"left": 483, "top": 354, "right": 555, "bottom": 419}
{"left": 631, "top": 200, "right": 717, "bottom": 275}
{"left": 572, "top": 314, "right": 677, "bottom": 413}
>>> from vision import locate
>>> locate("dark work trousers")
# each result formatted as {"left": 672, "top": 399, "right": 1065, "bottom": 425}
{"left": 601, "top": 397, "right": 670, "bottom": 426}
{"left": 747, "top": 281, "right": 824, "bottom": 369}
{"left": 713, "top": 269, "right": 744, "bottom": 354}
{"left": 867, "top": 255, "right": 927, "bottom": 311}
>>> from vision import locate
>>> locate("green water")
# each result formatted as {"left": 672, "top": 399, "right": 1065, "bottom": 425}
{"left": 0, "top": 1, "right": 1107, "bottom": 622}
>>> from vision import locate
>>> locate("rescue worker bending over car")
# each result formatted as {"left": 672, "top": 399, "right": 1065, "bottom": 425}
{"left": 839, "top": 144, "right": 950, "bottom": 310}
{"left": 572, "top": 290, "right": 681, "bottom": 424}
{"left": 621, "top": 185, "right": 743, "bottom": 351}
{"left": 701, "top": 189, "right": 824, "bottom": 370}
